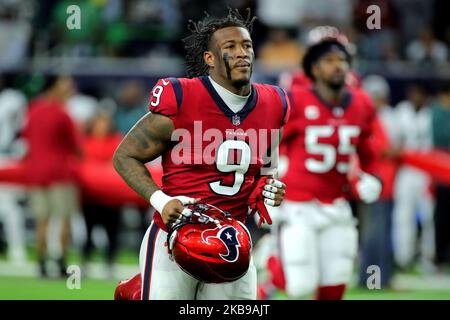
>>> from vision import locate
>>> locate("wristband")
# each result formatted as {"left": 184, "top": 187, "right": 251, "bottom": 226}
{"left": 150, "top": 190, "right": 173, "bottom": 213}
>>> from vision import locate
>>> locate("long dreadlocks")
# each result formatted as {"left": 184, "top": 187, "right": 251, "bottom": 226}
{"left": 183, "top": 8, "right": 256, "bottom": 78}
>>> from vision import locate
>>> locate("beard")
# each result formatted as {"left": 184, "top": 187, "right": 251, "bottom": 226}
{"left": 325, "top": 77, "right": 345, "bottom": 91}
{"left": 231, "top": 65, "right": 253, "bottom": 89}
{"left": 231, "top": 77, "right": 250, "bottom": 89}
{"left": 222, "top": 53, "right": 252, "bottom": 89}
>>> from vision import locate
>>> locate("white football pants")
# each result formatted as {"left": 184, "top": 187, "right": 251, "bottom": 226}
{"left": 278, "top": 199, "right": 358, "bottom": 298}
{"left": 139, "top": 222, "right": 257, "bottom": 300}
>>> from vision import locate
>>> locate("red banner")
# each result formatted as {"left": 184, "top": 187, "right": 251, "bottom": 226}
{"left": 0, "top": 160, "right": 163, "bottom": 208}
{"left": 0, "top": 150, "right": 449, "bottom": 206}
{"left": 400, "top": 150, "right": 450, "bottom": 185}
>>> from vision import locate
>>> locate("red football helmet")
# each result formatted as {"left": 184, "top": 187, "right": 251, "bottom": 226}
{"left": 167, "top": 203, "right": 252, "bottom": 283}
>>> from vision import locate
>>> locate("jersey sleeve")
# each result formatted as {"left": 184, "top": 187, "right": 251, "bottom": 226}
{"left": 147, "top": 78, "right": 183, "bottom": 121}
{"left": 280, "top": 87, "right": 303, "bottom": 150}
{"left": 272, "top": 86, "right": 291, "bottom": 127}
{"left": 282, "top": 92, "right": 291, "bottom": 126}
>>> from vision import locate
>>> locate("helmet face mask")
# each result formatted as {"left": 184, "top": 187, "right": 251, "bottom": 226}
{"left": 167, "top": 203, "right": 252, "bottom": 283}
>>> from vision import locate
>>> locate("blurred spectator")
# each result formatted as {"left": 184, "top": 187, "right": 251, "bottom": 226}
{"left": 81, "top": 111, "right": 123, "bottom": 277}
{"left": 126, "top": 0, "right": 181, "bottom": 32}
{"left": 66, "top": 93, "right": 100, "bottom": 133}
{"left": 0, "top": 4, "right": 32, "bottom": 68}
{"left": 406, "top": 27, "right": 448, "bottom": 65}
{"left": 113, "top": 80, "right": 147, "bottom": 135}
{"left": 393, "top": 0, "right": 434, "bottom": 44}
{"left": 0, "top": 86, "right": 27, "bottom": 265}
{"left": 256, "top": 0, "right": 302, "bottom": 28}
{"left": 391, "top": 84, "right": 435, "bottom": 273}
{"left": 353, "top": 0, "right": 400, "bottom": 61}
{"left": 51, "top": 0, "right": 103, "bottom": 57}
{"left": 102, "top": 0, "right": 123, "bottom": 24}
{"left": 258, "top": 28, "right": 304, "bottom": 71}
{"left": 23, "top": 75, "right": 81, "bottom": 277}
{"left": 433, "top": 0, "right": 450, "bottom": 47}
{"left": 298, "top": 0, "right": 353, "bottom": 30}
{"left": 431, "top": 82, "right": 450, "bottom": 269}
{"left": 358, "top": 75, "right": 396, "bottom": 288}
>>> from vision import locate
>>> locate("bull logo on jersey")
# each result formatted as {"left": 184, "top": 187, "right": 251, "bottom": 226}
{"left": 202, "top": 226, "right": 241, "bottom": 263}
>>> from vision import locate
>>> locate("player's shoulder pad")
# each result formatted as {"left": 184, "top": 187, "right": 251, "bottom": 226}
{"left": 168, "top": 77, "right": 206, "bottom": 108}
{"left": 271, "top": 85, "right": 289, "bottom": 122}
{"left": 254, "top": 83, "right": 289, "bottom": 121}
{"left": 157, "top": 77, "right": 184, "bottom": 109}
{"left": 148, "top": 77, "right": 190, "bottom": 120}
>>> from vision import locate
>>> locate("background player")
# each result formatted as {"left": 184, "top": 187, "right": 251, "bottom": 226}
{"left": 112, "top": 8, "right": 289, "bottom": 300}
{"left": 275, "top": 35, "right": 382, "bottom": 300}
{"left": 278, "top": 26, "right": 361, "bottom": 94}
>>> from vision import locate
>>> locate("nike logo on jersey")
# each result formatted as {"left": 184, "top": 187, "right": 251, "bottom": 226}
{"left": 162, "top": 79, "right": 169, "bottom": 86}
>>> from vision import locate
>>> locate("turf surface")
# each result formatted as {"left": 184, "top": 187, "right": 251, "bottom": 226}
{"left": 1, "top": 276, "right": 450, "bottom": 300}
{"left": 0, "top": 276, "right": 117, "bottom": 300}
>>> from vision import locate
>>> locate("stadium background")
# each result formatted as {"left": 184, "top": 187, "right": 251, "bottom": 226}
{"left": 0, "top": 0, "right": 450, "bottom": 299}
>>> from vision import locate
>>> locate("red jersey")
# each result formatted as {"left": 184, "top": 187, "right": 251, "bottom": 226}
{"left": 282, "top": 86, "right": 379, "bottom": 203}
{"left": 23, "top": 96, "right": 81, "bottom": 186}
{"left": 148, "top": 76, "right": 289, "bottom": 230}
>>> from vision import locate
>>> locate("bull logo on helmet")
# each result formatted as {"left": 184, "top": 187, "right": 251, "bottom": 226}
{"left": 202, "top": 226, "right": 241, "bottom": 263}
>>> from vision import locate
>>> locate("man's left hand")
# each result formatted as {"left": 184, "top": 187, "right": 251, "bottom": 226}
{"left": 262, "top": 178, "right": 286, "bottom": 207}
{"left": 355, "top": 172, "right": 382, "bottom": 204}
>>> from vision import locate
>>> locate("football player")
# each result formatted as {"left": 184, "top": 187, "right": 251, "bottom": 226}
{"left": 278, "top": 26, "right": 361, "bottom": 94}
{"left": 274, "top": 35, "right": 382, "bottom": 300}
{"left": 112, "top": 8, "right": 289, "bottom": 300}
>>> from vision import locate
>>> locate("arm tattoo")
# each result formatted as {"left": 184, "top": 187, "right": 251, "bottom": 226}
{"left": 113, "top": 112, "right": 173, "bottom": 201}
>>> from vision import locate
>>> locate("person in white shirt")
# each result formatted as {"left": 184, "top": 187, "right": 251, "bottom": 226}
{"left": 406, "top": 28, "right": 448, "bottom": 65}
{"left": 391, "top": 84, "right": 435, "bottom": 272}
{"left": 0, "top": 87, "right": 27, "bottom": 265}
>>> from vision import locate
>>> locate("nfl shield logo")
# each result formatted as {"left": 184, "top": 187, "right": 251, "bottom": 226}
{"left": 232, "top": 115, "right": 241, "bottom": 126}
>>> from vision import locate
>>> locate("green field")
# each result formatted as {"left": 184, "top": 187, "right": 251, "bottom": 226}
{"left": 0, "top": 276, "right": 117, "bottom": 300}
{"left": 1, "top": 276, "right": 450, "bottom": 300}
{"left": 1, "top": 247, "right": 450, "bottom": 300}
{"left": 345, "top": 288, "right": 450, "bottom": 300}
{"left": 0, "top": 249, "right": 137, "bottom": 300}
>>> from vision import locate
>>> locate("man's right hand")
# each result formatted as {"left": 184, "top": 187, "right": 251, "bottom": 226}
{"left": 150, "top": 191, "right": 199, "bottom": 229}
{"left": 161, "top": 197, "right": 198, "bottom": 228}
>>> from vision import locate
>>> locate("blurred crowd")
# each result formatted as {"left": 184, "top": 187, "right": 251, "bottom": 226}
{"left": 0, "top": 0, "right": 449, "bottom": 69}
{"left": 356, "top": 77, "right": 450, "bottom": 288}
{"left": 0, "top": 74, "right": 151, "bottom": 278}
{"left": 0, "top": 0, "right": 449, "bottom": 288}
